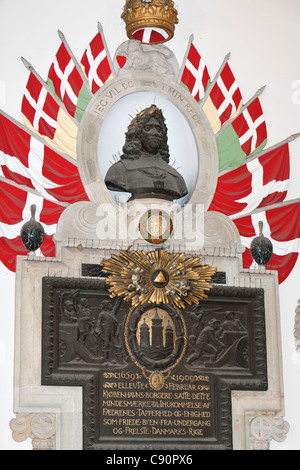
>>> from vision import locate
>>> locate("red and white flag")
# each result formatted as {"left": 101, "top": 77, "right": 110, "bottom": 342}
{"left": 0, "top": 179, "right": 65, "bottom": 272}
{"left": 203, "top": 61, "right": 242, "bottom": 133}
{"left": 232, "top": 97, "right": 267, "bottom": 156}
{"left": 180, "top": 40, "right": 210, "bottom": 102}
{"left": 233, "top": 202, "right": 300, "bottom": 284}
{"left": 81, "top": 30, "right": 113, "bottom": 94}
{"left": 216, "top": 96, "right": 268, "bottom": 171}
{"left": 209, "top": 143, "right": 290, "bottom": 217}
{"left": 47, "top": 37, "right": 91, "bottom": 122}
{"left": 21, "top": 72, "right": 78, "bottom": 159}
{"left": 0, "top": 111, "right": 88, "bottom": 204}
{"left": 22, "top": 72, "right": 59, "bottom": 139}
{"left": 131, "top": 28, "right": 169, "bottom": 45}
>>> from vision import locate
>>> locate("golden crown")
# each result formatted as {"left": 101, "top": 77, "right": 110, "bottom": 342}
{"left": 121, "top": 0, "right": 179, "bottom": 44}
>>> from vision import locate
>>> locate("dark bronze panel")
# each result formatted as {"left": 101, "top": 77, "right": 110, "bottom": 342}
{"left": 42, "top": 278, "right": 267, "bottom": 450}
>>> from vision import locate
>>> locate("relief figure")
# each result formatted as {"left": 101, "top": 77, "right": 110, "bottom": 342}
{"left": 186, "top": 319, "right": 226, "bottom": 364}
{"left": 94, "top": 300, "right": 123, "bottom": 362}
{"left": 58, "top": 293, "right": 125, "bottom": 366}
{"left": 186, "top": 310, "right": 249, "bottom": 369}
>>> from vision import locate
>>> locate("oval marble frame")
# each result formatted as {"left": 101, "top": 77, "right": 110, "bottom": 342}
{"left": 77, "top": 72, "right": 219, "bottom": 210}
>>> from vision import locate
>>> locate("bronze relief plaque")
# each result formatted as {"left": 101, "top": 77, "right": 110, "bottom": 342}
{"left": 42, "top": 277, "right": 267, "bottom": 450}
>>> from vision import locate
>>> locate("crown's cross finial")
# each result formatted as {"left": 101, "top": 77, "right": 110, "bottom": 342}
{"left": 121, "top": 0, "right": 179, "bottom": 45}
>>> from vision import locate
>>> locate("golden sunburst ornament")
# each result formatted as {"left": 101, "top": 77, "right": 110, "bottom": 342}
{"left": 101, "top": 249, "right": 216, "bottom": 309}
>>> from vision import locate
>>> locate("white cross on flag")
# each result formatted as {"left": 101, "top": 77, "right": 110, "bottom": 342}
{"left": 216, "top": 97, "right": 268, "bottom": 171}
{"left": 0, "top": 178, "right": 65, "bottom": 272}
{"left": 22, "top": 72, "right": 59, "bottom": 139}
{"left": 81, "top": 30, "right": 113, "bottom": 94}
{"left": 233, "top": 202, "right": 300, "bottom": 284}
{"left": 21, "top": 72, "right": 78, "bottom": 159}
{"left": 203, "top": 61, "right": 242, "bottom": 133}
{"left": 180, "top": 40, "right": 210, "bottom": 102}
{"left": 0, "top": 111, "right": 88, "bottom": 204}
{"left": 235, "top": 98, "right": 267, "bottom": 155}
{"left": 209, "top": 143, "right": 290, "bottom": 217}
{"left": 48, "top": 41, "right": 91, "bottom": 122}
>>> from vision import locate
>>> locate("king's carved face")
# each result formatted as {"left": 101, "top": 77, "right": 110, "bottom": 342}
{"left": 140, "top": 117, "right": 164, "bottom": 155}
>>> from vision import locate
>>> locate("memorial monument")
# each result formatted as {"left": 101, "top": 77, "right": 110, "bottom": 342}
{"left": 3, "top": 0, "right": 296, "bottom": 451}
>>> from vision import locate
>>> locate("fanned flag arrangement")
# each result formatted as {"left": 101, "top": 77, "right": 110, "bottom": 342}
{"left": 47, "top": 32, "right": 92, "bottom": 122}
{"left": 0, "top": 27, "right": 299, "bottom": 287}
{"left": 0, "top": 24, "right": 116, "bottom": 272}
{"left": 177, "top": 35, "right": 299, "bottom": 283}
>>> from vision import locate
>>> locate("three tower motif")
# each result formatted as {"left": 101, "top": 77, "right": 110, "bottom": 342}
{"left": 139, "top": 309, "right": 174, "bottom": 358}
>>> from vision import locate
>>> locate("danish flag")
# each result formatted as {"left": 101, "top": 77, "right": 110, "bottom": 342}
{"left": 209, "top": 143, "right": 290, "bottom": 217}
{"left": 216, "top": 96, "right": 268, "bottom": 171}
{"left": 180, "top": 40, "right": 210, "bottom": 101}
{"left": 209, "top": 61, "right": 242, "bottom": 125}
{"left": 22, "top": 72, "right": 59, "bottom": 139}
{"left": 48, "top": 41, "right": 87, "bottom": 119}
{"left": 81, "top": 29, "right": 113, "bottom": 94}
{"left": 0, "top": 111, "right": 88, "bottom": 204}
{"left": 231, "top": 97, "right": 267, "bottom": 156}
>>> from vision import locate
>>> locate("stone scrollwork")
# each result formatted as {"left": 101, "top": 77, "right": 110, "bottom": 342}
{"left": 114, "top": 40, "right": 179, "bottom": 78}
{"left": 249, "top": 415, "right": 290, "bottom": 450}
{"left": 204, "top": 211, "right": 245, "bottom": 253}
{"left": 10, "top": 413, "right": 56, "bottom": 450}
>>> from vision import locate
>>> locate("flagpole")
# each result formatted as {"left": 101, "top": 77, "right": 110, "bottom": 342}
{"left": 231, "top": 198, "right": 300, "bottom": 220}
{"left": 215, "top": 85, "right": 266, "bottom": 139}
{"left": 97, "top": 22, "right": 116, "bottom": 79}
{"left": 21, "top": 57, "right": 80, "bottom": 127}
{"left": 0, "top": 176, "right": 69, "bottom": 207}
{"left": 244, "top": 132, "right": 300, "bottom": 161}
{"left": 0, "top": 108, "right": 79, "bottom": 166}
{"left": 57, "top": 30, "right": 92, "bottom": 94}
{"left": 201, "top": 52, "right": 231, "bottom": 105}
{"left": 177, "top": 34, "right": 194, "bottom": 84}
{"left": 219, "top": 132, "right": 300, "bottom": 177}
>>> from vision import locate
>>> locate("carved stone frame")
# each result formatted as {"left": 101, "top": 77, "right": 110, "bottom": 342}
{"left": 77, "top": 72, "right": 219, "bottom": 210}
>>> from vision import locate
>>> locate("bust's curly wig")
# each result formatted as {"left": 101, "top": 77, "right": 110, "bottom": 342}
{"left": 121, "top": 105, "right": 170, "bottom": 163}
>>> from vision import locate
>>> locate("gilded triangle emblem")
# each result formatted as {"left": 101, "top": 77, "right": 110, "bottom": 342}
{"left": 154, "top": 271, "right": 167, "bottom": 284}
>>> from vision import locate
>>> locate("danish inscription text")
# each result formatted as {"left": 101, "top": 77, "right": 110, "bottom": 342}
{"left": 100, "top": 371, "right": 213, "bottom": 439}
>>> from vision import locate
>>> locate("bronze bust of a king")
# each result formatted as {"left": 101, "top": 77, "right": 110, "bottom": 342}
{"left": 104, "top": 105, "right": 188, "bottom": 201}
